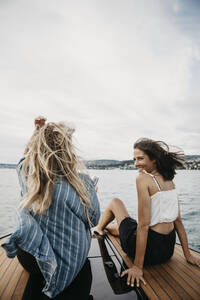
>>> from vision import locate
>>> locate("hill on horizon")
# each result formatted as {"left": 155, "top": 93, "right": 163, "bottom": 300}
{"left": 1, "top": 155, "right": 200, "bottom": 169}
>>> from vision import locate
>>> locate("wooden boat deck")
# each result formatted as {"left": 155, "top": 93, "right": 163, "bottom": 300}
{"left": 1, "top": 233, "right": 200, "bottom": 299}
{"left": 0, "top": 236, "right": 29, "bottom": 300}
{"left": 106, "top": 233, "right": 200, "bottom": 299}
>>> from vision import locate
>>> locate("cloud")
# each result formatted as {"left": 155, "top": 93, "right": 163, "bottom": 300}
{"left": 0, "top": 0, "right": 200, "bottom": 162}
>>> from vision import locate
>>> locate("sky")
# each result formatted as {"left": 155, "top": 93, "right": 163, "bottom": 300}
{"left": 0, "top": 0, "right": 200, "bottom": 163}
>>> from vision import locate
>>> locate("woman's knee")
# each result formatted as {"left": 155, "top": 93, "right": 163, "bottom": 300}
{"left": 110, "top": 198, "right": 129, "bottom": 220}
{"left": 111, "top": 197, "right": 123, "bottom": 206}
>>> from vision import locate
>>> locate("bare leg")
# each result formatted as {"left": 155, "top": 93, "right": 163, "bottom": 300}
{"left": 93, "top": 198, "right": 130, "bottom": 236}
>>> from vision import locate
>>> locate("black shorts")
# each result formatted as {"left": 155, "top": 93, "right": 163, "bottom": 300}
{"left": 17, "top": 249, "right": 92, "bottom": 300}
{"left": 119, "top": 217, "right": 176, "bottom": 266}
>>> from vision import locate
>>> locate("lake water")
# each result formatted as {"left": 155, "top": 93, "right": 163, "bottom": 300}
{"left": 0, "top": 168, "right": 200, "bottom": 251}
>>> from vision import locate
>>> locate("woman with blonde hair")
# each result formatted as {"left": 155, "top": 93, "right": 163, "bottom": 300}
{"left": 2, "top": 117, "right": 100, "bottom": 300}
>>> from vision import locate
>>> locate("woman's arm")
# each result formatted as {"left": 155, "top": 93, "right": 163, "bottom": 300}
{"left": 24, "top": 116, "right": 47, "bottom": 155}
{"left": 134, "top": 175, "right": 151, "bottom": 268}
{"left": 121, "top": 174, "right": 150, "bottom": 286}
{"left": 174, "top": 204, "right": 200, "bottom": 267}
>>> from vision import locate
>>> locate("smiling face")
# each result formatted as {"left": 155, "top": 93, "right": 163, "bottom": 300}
{"left": 133, "top": 148, "right": 156, "bottom": 173}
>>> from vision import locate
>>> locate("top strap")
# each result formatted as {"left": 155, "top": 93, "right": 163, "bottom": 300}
{"left": 151, "top": 176, "right": 162, "bottom": 191}
{"left": 143, "top": 170, "right": 162, "bottom": 191}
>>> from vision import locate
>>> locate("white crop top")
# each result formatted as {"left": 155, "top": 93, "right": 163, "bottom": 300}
{"left": 145, "top": 172, "right": 179, "bottom": 226}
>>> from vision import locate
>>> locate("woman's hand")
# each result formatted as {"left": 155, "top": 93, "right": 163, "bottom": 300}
{"left": 34, "top": 116, "right": 46, "bottom": 129}
{"left": 121, "top": 265, "right": 146, "bottom": 287}
{"left": 186, "top": 254, "right": 200, "bottom": 267}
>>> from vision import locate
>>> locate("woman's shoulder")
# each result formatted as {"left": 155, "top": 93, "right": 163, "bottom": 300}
{"left": 16, "top": 157, "right": 25, "bottom": 169}
{"left": 16, "top": 158, "right": 26, "bottom": 179}
{"left": 136, "top": 172, "right": 151, "bottom": 189}
{"left": 136, "top": 171, "right": 150, "bottom": 182}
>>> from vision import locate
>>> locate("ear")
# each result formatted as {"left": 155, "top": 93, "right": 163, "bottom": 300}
{"left": 152, "top": 159, "right": 156, "bottom": 165}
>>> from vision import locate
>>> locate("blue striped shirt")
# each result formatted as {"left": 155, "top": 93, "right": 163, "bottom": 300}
{"left": 2, "top": 158, "right": 100, "bottom": 298}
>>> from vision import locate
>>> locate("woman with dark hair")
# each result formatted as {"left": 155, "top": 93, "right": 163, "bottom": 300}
{"left": 93, "top": 138, "right": 200, "bottom": 287}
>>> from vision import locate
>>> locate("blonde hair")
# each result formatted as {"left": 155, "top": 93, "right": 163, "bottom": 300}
{"left": 21, "top": 122, "right": 91, "bottom": 219}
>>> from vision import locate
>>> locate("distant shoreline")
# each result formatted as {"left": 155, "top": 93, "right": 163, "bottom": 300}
{"left": 1, "top": 155, "right": 200, "bottom": 170}
{"left": 0, "top": 164, "right": 16, "bottom": 169}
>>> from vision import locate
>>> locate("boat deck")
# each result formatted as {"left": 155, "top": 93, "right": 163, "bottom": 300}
{"left": 106, "top": 233, "right": 200, "bottom": 299}
{"left": 0, "top": 236, "right": 29, "bottom": 300}
{"left": 1, "top": 234, "right": 200, "bottom": 300}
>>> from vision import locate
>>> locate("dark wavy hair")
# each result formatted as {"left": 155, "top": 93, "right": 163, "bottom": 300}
{"left": 133, "top": 138, "right": 185, "bottom": 180}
